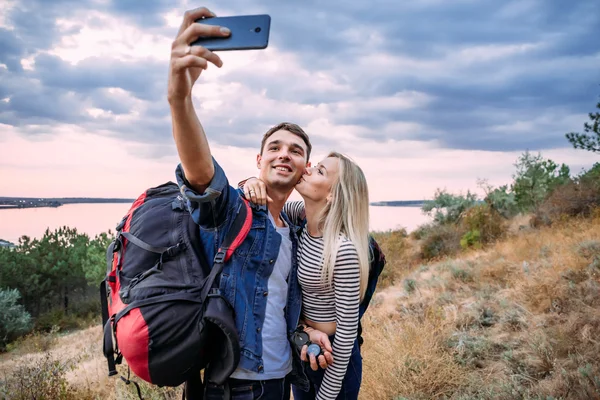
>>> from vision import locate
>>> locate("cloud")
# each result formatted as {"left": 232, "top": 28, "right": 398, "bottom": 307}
{"left": 0, "top": 0, "right": 599, "bottom": 166}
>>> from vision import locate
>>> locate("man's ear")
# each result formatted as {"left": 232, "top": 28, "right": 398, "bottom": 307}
{"left": 306, "top": 161, "right": 311, "bottom": 168}
{"left": 256, "top": 154, "right": 262, "bottom": 169}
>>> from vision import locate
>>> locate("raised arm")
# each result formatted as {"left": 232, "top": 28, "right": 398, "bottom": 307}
{"left": 168, "top": 7, "right": 230, "bottom": 193}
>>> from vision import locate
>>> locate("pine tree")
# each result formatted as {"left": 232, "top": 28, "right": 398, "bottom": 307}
{"left": 566, "top": 97, "right": 600, "bottom": 153}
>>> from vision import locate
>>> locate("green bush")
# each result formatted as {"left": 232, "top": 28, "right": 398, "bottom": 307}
{"left": 0, "top": 288, "right": 33, "bottom": 350}
{"left": 460, "top": 230, "right": 481, "bottom": 250}
{"left": 479, "top": 181, "right": 519, "bottom": 219}
{"left": 511, "top": 151, "right": 571, "bottom": 213}
{"left": 420, "top": 225, "right": 464, "bottom": 260}
{"left": 421, "top": 189, "right": 479, "bottom": 225}
{"left": 460, "top": 204, "right": 506, "bottom": 248}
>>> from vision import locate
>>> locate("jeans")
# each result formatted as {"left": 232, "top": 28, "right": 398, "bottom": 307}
{"left": 205, "top": 377, "right": 291, "bottom": 400}
{"left": 291, "top": 336, "right": 362, "bottom": 400}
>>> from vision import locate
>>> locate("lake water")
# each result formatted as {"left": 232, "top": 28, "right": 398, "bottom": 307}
{"left": 0, "top": 204, "right": 430, "bottom": 244}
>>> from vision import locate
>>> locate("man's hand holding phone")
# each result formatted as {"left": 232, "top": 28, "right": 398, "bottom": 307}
{"left": 168, "top": 7, "right": 230, "bottom": 104}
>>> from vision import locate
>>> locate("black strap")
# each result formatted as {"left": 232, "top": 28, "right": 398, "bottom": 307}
{"left": 183, "top": 373, "right": 204, "bottom": 400}
{"left": 121, "top": 366, "right": 144, "bottom": 400}
{"left": 121, "top": 232, "right": 170, "bottom": 254}
{"left": 103, "top": 318, "right": 118, "bottom": 376}
{"left": 100, "top": 279, "right": 118, "bottom": 376}
{"left": 106, "top": 241, "right": 116, "bottom": 273}
{"left": 114, "top": 291, "right": 204, "bottom": 324}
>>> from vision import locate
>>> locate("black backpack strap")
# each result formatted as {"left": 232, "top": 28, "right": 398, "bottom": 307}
{"left": 100, "top": 279, "right": 118, "bottom": 377}
{"left": 121, "top": 232, "right": 170, "bottom": 254}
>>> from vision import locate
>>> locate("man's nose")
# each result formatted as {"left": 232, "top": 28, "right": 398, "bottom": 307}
{"left": 278, "top": 150, "right": 291, "bottom": 160}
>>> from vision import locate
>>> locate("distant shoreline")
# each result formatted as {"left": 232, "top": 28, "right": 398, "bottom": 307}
{"left": 0, "top": 197, "right": 426, "bottom": 210}
{"left": 370, "top": 201, "right": 426, "bottom": 207}
{"left": 0, "top": 197, "right": 135, "bottom": 210}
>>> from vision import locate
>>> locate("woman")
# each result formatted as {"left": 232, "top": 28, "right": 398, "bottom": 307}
{"left": 242, "top": 151, "right": 370, "bottom": 400}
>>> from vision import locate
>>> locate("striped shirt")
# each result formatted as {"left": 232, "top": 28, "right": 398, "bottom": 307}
{"left": 285, "top": 202, "right": 360, "bottom": 400}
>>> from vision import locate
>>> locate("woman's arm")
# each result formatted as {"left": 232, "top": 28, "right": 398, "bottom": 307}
{"left": 283, "top": 201, "right": 305, "bottom": 226}
{"left": 238, "top": 177, "right": 306, "bottom": 224}
{"left": 316, "top": 240, "right": 361, "bottom": 400}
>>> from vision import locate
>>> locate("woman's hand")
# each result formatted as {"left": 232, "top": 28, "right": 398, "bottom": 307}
{"left": 243, "top": 178, "right": 272, "bottom": 206}
{"left": 300, "top": 328, "right": 335, "bottom": 371}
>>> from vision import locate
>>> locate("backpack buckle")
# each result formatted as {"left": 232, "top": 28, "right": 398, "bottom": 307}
{"left": 214, "top": 250, "right": 226, "bottom": 264}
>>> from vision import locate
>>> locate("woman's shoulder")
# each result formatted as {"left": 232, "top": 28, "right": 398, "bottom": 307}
{"left": 336, "top": 235, "right": 359, "bottom": 257}
{"left": 338, "top": 234, "right": 356, "bottom": 245}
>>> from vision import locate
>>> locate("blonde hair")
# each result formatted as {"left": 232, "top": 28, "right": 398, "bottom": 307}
{"left": 318, "top": 152, "right": 370, "bottom": 300}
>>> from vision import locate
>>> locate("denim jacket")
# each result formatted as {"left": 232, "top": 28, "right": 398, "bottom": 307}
{"left": 175, "top": 158, "right": 308, "bottom": 389}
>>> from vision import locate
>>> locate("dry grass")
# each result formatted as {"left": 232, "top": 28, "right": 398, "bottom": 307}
{"left": 360, "top": 310, "right": 469, "bottom": 399}
{"left": 1, "top": 214, "right": 599, "bottom": 399}
{"left": 359, "top": 213, "right": 600, "bottom": 399}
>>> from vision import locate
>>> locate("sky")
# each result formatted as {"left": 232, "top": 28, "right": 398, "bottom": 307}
{"left": 0, "top": 0, "right": 599, "bottom": 202}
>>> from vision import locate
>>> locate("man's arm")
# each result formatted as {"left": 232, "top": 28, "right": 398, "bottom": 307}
{"left": 168, "top": 7, "right": 230, "bottom": 194}
{"left": 170, "top": 99, "right": 214, "bottom": 193}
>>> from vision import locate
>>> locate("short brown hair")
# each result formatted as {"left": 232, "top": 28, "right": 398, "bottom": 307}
{"left": 260, "top": 122, "right": 312, "bottom": 161}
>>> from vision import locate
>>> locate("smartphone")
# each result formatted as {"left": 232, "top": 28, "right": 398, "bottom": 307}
{"left": 191, "top": 14, "right": 271, "bottom": 51}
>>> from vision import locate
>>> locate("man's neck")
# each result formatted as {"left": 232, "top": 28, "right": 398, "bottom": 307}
{"left": 266, "top": 188, "right": 292, "bottom": 228}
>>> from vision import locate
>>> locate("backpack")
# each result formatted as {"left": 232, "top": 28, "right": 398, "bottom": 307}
{"left": 357, "top": 235, "right": 386, "bottom": 346}
{"left": 100, "top": 181, "right": 251, "bottom": 393}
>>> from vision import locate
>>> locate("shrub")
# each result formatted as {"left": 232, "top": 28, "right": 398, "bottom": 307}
{"left": 460, "top": 230, "right": 481, "bottom": 250}
{"left": 35, "top": 309, "right": 81, "bottom": 332}
{"left": 532, "top": 175, "right": 600, "bottom": 226}
{"left": 420, "top": 225, "right": 464, "bottom": 260}
{"left": 577, "top": 240, "right": 600, "bottom": 260}
{"left": 404, "top": 279, "right": 417, "bottom": 294}
{"left": 421, "top": 189, "right": 479, "bottom": 225}
{"left": 511, "top": 151, "right": 571, "bottom": 212}
{"left": 371, "top": 230, "right": 410, "bottom": 288}
{"left": 0, "top": 288, "right": 33, "bottom": 350}
{"left": 459, "top": 204, "right": 506, "bottom": 248}
{"left": 1, "top": 352, "right": 76, "bottom": 399}
{"left": 410, "top": 223, "right": 436, "bottom": 240}
{"left": 451, "top": 267, "right": 473, "bottom": 283}
{"left": 6, "top": 326, "right": 59, "bottom": 354}
{"left": 478, "top": 179, "right": 519, "bottom": 218}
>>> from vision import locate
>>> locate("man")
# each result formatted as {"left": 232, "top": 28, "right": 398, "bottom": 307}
{"left": 168, "top": 7, "right": 331, "bottom": 400}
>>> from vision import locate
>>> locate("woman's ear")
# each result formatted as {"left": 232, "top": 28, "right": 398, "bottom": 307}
{"left": 326, "top": 193, "right": 333, "bottom": 204}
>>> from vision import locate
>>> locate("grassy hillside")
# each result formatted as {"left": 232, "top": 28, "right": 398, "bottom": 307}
{"left": 1, "top": 214, "right": 599, "bottom": 399}
{"left": 362, "top": 214, "right": 600, "bottom": 399}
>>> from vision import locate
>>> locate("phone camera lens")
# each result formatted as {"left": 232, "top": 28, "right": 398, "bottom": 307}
{"left": 254, "top": 27, "right": 261, "bottom": 33}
